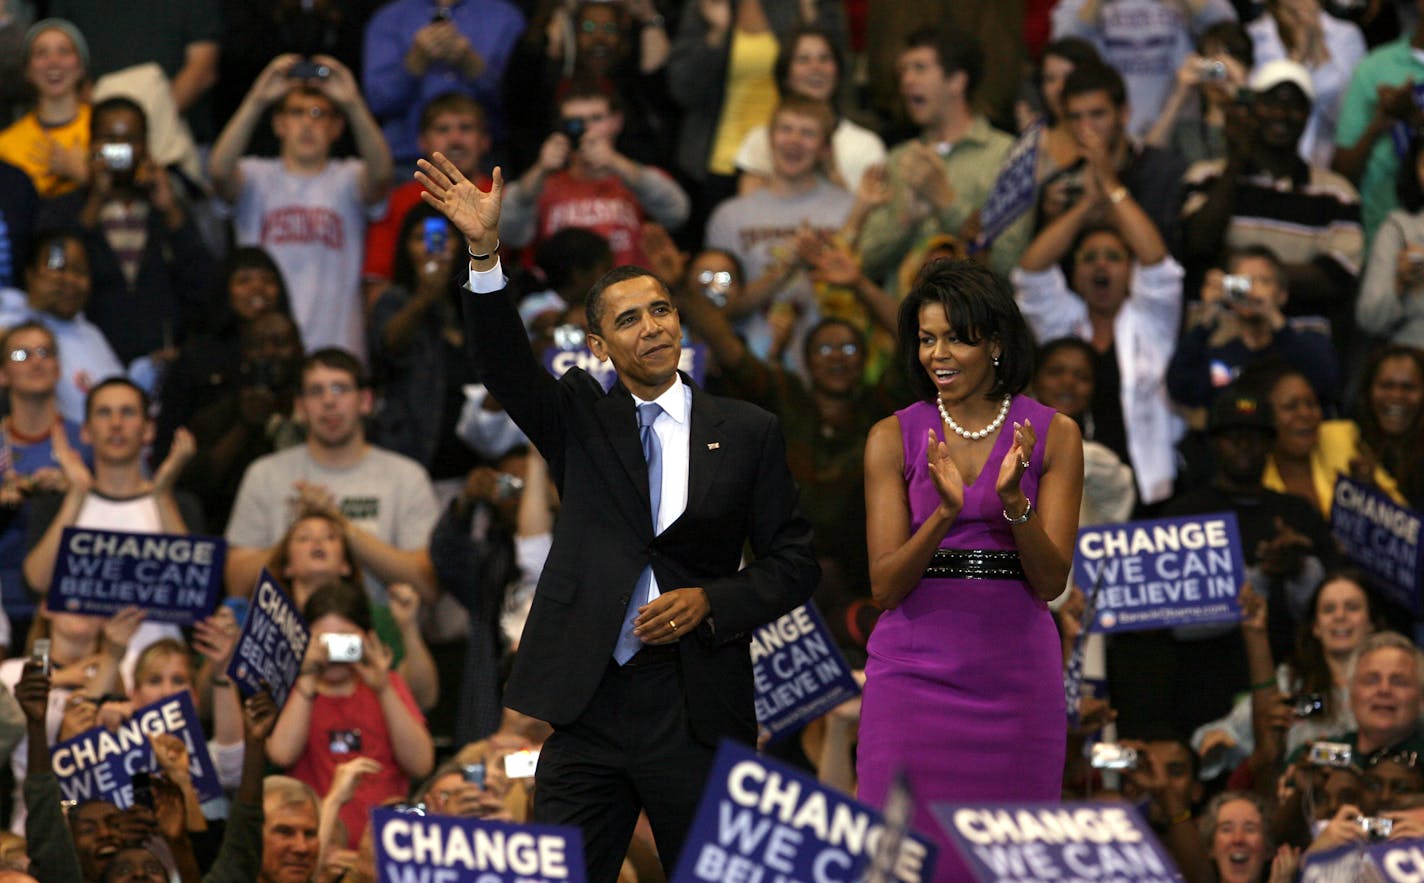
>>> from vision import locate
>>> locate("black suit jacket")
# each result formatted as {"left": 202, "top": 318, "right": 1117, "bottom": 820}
{"left": 464, "top": 284, "right": 819, "bottom": 746}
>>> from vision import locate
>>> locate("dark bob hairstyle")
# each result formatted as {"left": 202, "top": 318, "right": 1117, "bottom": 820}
{"left": 897, "top": 259, "right": 1034, "bottom": 403}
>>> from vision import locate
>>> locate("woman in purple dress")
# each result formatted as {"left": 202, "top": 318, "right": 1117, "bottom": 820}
{"left": 859, "top": 260, "right": 1084, "bottom": 882}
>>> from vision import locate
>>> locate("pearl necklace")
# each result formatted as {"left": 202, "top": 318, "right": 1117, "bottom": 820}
{"left": 937, "top": 394, "right": 1011, "bottom": 441}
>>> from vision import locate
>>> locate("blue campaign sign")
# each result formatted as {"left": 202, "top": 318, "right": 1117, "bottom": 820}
{"left": 1074, "top": 513, "right": 1246, "bottom": 634}
{"left": 752, "top": 602, "right": 860, "bottom": 742}
{"left": 935, "top": 802, "right": 1179, "bottom": 882}
{"left": 227, "top": 570, "right": 310, "bottom": 709}
{"left": 543, "top": 341, "right": 707, "bottom": 389}
{"left": 670, "top": 741, "right": 937, "bottom": 883}
{"left": 48, "top": 527, "right": 226, "bottom": 625}
{"left": 1330, "top": 476, "right": 1423, "bottom": 614}
{"left": 1302, "top": 839, "right": 1424, "bottom": 881}
{"left": 972, "top": 123, "right": 1040, "bottom": 251}
{"left": 51, "top": 691, "right": 222, "bottom": 808}
{"left": 372, "top": 808, "right": 586, "bottom": 883}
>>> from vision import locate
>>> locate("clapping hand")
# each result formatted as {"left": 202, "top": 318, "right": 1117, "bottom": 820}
{"left": 926, "top": 429, "right": 965, "bottom": 516}
{"left": 995, "top": 419, "right": 1036, "bottom": 506}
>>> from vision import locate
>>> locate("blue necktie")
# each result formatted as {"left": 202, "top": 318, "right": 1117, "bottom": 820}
{"left": 613, "top": 402, "right": 663, "bottom": 665}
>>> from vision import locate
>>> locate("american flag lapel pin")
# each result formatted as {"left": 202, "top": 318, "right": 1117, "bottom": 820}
{"left": 707, "top": 442, "right": 720, "bottom": 450}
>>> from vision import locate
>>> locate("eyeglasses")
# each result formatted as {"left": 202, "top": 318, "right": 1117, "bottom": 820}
{"left": 281, "top": 105, "right": 335, "bottom": 120}
{"left": 1076, "top": 248, "right": 1126, "bottom": 263}
{"left": 579, "top": 19, "right": 621, "bottom": 34}
{"left": 697, "top": 270, "right": 732, "bottom": 289}
{"left": 814, "top": 343, "right": 860, "bottom": 357}
{"left": 8, "top": 347, "right": 54, "bottom": 362}
{"left": 301, "top": 381, "right": 356, "bottom": 399}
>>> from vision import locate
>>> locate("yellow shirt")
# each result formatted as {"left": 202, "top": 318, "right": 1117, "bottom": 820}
{"left": 707, "top": 29, "right": 779, "bottom": 176}
{"left": 0, "top": 106, "right": 91, "bottom": 199}
{"left": 1263, "top": 419, "right": 1407, "bottom": 518}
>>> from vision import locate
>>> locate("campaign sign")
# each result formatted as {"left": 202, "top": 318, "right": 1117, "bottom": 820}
{"left": 973, "top": 123, "right": 1041, "bottom": 251}
{"left": 1330, "top": 477, "right": 1423, "bottom": 614}
{"left": 670, "top": 741, "right": 937, "bottom": 883}
{"left": 52, "top": 691, "right": 222, "bottom": 808}
{"left": 1074, "top": 513, "right": 1246, "bottom": 634}
{"left": 752, "top": 602, "right": 860, "bottom": 742}
{"left": 227, "top": 570, "right": 310, "bottom": 709}
{"left": 373, "top": 808, "right": 586, "bottom": 883}
{"left": 48, "top": 527, "right": 226, "bottom": 625}
{"left": 543, "top": 341, "right": 707, "bottom": 389}
{"left": 1300, "top": 838, "right": 1424, "bottom": 882}
{"left": 935, "top": 802, "right": 1179, "bottom": 883}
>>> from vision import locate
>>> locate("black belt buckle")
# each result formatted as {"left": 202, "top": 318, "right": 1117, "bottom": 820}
{"left": 923, "top": 548, "right": 1026, "bottom": 581}
{"left": 621, "top": 644, "right": 679, "bottom": 668}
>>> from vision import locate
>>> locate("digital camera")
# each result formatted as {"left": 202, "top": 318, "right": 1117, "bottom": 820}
{"left": 322, "top": 633, "right": 363, "bottom": 663}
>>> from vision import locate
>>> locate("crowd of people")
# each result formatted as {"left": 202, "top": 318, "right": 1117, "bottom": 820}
{"left": 0, "top": 0, "right": 1421, "bottom": 881}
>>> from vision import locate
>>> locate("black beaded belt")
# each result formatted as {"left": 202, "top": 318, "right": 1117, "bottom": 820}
{"left": 924, "top": 548, "right": 1026, "bottom": 581}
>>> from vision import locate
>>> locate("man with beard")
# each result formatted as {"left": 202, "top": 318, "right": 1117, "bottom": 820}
{"left": 224, "top": 348, "right": 439, "bottom": 604}
{"left": 1180, "top": 59, "right": 1363, "bottom": 352}
{"left": 1011, "top": 143, "right": 1184, "bottom": 508}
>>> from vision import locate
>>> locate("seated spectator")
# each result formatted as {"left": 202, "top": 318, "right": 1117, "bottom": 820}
{"left": 155, "top": 246, "right": 294, "bottom": 462}
{"left": 1041, "top": 61, "right": 1187, "bottom": 241}
{"left": 224, "top": 348, "right": 440, "bottom": 605}
{"left": 705, "top": 95, "right": 855, "bottom": 373}
{"left": 1013, "top": 144, "right": 1184, "bottom": 506}
{"left": 1194, "top": 571, "right": 1380, "bottom": 781}
{"left": 860, "top": 27, "right": 1030, "bottom": 284}
{"left": 1031, "top": 337, "right": 1136, "bottom": 525}
{"left": 1110, "top": 390, "right": 1338, "bottom": 738}
{"left": 0, "top": 159, "right": 38, "bottom": 289}
{"left": 1246, "top": 0, "right": 1365, "bottom": 167}
{"left": 362, "top": 0, "right": 524, "bottom": 163}
{"left": 1144, "top": 21, "right": 1254, "bottom": 167}
{"left": 502, "top": 83, "right": 689, "bottom": 267}
{"left": 268, "top": 511, "right": 438, "bottom": 710}
{"left": 1180, "top": 60, "right": 1364, "bottom": 352}
{"left": 362, "top": 93, "right": 491, "bottom": 292}
{"left": 0, "top": 230, "right": 124, "bottom": 423}
{"left": 368, "top": 204, "right": 480, "bottom": 484}
{"left": 1357, "top": 137, "right": 1424, "bottom": 350}
{"left": 1050, "top": 0, "right": 1237, "bottom": 138}
{"left": 1331, "top": 14, "right": 1424, "bottom": 248}
{"left": 209, "top": 55, "right": 393, "bottom": 360}
{"left": 1256, "top": 365, "right": 1407, "bottom": 517}
{"left": 268, "top": 579, "right": 434, "bottom": 849}
{"left": 0, "top": 19, "right": 90, "bottom": 198}
{"left": 1355, "top": 345, "right": 1424, "bottom": 510}
{"left": 734, "top": 26, "right": 886, "bottom": 195}
{"left": 1168, "top": 245, "right": 1339, "bottom": 419}
{"left": 0, "top": 320, "right": 86, "bottom": 645}
{"left": 36, "top": 96, "right": 215, "bottom": 368}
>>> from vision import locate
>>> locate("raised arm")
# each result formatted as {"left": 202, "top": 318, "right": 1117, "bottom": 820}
{"left": 311, "top": 55, "right": 393, "bottom": 206}
{"left": 22, "top": 429, "right": 92, "bottom": 597}
{"left": 208, "top": 55, "right": 300, "bottom": 202}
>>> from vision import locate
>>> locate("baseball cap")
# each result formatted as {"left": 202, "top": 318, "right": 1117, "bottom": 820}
{"left": 1209, "top": 391, "right": 1276, "bottom": 435}
{"left": 1249, "top": 59, "right": 1314, "bottom": 103}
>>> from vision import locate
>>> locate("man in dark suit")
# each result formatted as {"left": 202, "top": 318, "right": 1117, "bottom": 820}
{"left": 416, "top": 153, "right": 819, "bottom": 882}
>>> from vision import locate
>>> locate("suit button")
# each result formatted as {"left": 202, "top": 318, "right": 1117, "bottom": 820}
{"left": 617, "top": 595, "right": 630, "bottom": 605}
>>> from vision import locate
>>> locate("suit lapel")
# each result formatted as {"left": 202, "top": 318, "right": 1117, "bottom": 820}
{"left": 681, "top": 382, "right": 726, "bottom": 522}
{"left": 593, "top": 384, "right": 654, "bottom": 533}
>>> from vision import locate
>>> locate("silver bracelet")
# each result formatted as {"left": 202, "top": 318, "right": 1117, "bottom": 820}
{"left": 1003, "top": 498, "right": 1033, "bottom": 525}
{"left": 467, "top": 239, "right": 500, "bottom": 261}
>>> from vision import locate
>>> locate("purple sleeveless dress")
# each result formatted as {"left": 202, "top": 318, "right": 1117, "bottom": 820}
{"left": 857, "top": 396, "right": 1065, "bottom": 883}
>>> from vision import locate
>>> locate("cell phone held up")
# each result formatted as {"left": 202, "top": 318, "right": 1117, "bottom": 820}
{"left": 287, "top": 58, "right": 331, "bottom": 81}
{"left": 30, "top": 638, "right": 50, "bottom": 677}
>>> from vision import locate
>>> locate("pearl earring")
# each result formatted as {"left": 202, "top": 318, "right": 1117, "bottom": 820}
{"left": 993, "top": 354, "right": 1001, "bottom": 367}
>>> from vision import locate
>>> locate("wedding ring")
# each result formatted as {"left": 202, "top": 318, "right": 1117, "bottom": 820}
{"left": 669, "top": 619, "right": 678, "bottom": 631}
{"left": 1020, "top": 459, "right": 1030, "bottom": 469}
